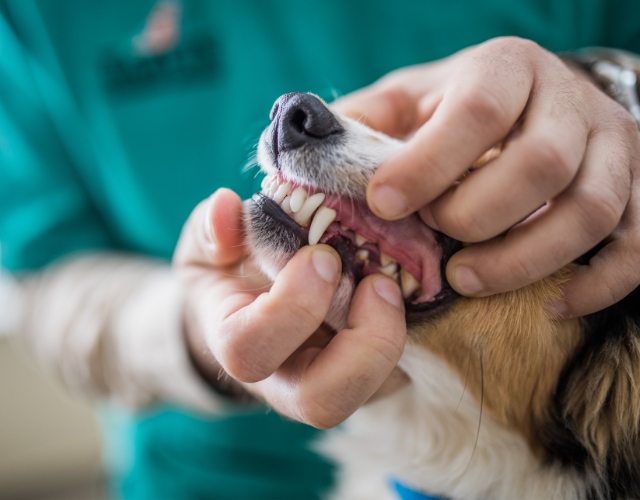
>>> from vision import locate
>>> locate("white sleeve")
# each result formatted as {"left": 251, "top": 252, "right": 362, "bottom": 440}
{"left": 2, "top": 252, "right": 231, "bottom": 414}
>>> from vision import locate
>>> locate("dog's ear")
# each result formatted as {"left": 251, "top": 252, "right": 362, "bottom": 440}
{"left": 545, "top": 287, "right": 640, "bottom": 495}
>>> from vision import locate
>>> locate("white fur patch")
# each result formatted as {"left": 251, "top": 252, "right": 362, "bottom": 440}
{"left": 320, "top": 344, "right": 585, "bottom": 500}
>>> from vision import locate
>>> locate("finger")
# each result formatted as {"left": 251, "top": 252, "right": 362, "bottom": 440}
{"left": 174, "top": 188, "right": 246, "bottom": 268}
{"left": 367, "top": 60, "right": 534, "bottom": 220}
{"left": 555, "top": 236, "right": 640, "bottom": 318}
{"left": 212, "top": 245, "right": 342, "bottom": 383}
{"left": 446, "top": 130, "right": 631, "bottom": 296}
{"left": 264, "top": 275, "right": 406, "bottom": 429}
{"left": 420, "top": 85, "right": 588, "bottom": 242}
{"left": 332, "top": 85, "right": 421, "bottom": 138}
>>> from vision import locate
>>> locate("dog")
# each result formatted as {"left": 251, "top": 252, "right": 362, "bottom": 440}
{"left": 244, "top": 92, "right": 640, "bottom": 500}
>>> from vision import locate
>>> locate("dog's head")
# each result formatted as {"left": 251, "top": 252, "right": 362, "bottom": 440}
{"left": 245, "top": 93, "right": 640, "bottom": 499}
{"left": 246, "top": 92, "right": 461, "bottom": 330}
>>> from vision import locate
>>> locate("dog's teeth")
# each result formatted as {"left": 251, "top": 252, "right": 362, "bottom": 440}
{"left": 260, "top": 176, "right": 270, "bottom": 190}
{"left": 355, "top": 233, "right": 369, "bottom": 246}
{"left": 308, "top": 206, "right": 337, "bottom": 245}
{"left": 379, "top": 262, "right": 398, "bottom": 277}
{"left": 274, "top": 182, "right": 291, "bottom": 203}
{"left": 392, "top": 272, "right": 399, "bottom": 282}
{"left": 380, "top": 252, "right": 395, "bottom": 267}
{"left": 400, "top": 269, "right": 421, "bottom": 299}
{"left": 267, "top": 179, "right": 278, "bottom": 197}
{"left": 340, "top": 224, "right": 350, "bottom": 231}
{"left": 356, "top": 249, "right": 369, "bottom": 262}
{"left": 281, "top": 195, "right": 293, "bottom": 214}
{"left": 290, "top": 187, "right": 308, "bottom": 213}
{"left": 294, "top": 193, "right": 326, "bottom": 226}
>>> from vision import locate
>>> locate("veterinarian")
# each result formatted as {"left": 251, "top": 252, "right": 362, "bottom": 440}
{"left": 2, "top": 1, "right": 640, "bottom": 499}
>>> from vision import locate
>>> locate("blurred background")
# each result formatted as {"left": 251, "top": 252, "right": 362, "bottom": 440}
{"left": 0, "top": 336, "right": 105, "bottom": 500}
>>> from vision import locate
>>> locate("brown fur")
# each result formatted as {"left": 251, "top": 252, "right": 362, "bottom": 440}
{"left": 562, "top": 320, "right": 640, "bottom": 470}
{"left": 410, "top": 267, "right": 582, "bottom": 455}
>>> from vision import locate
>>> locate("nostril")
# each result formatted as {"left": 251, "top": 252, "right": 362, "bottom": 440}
{"left": 289, "top": 108, "right": 307, "bottom": 134}
{"left": 274, "top": 93, "right": 344, "bottom": 153}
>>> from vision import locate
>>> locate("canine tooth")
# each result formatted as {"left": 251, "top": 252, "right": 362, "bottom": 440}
{"left": 379, "top": 262, "right": 398, "bottom": 277}
{"left": 380, "top": 252, "right": 395, "bottom": 267}
{"left": 355, "top": 233, "right": 369, "bottom": 246}
{"left": 294, "top": 193, "right": 326, "bottom": 226}
{"left": 260, "top": 176, "right": 269, "bottom": 189}
{"left": 274, "top": 182, "right": 291, "bottom": 203}
{"left": 290, "top": 187, "right": 308, "bottom": 213}
{"left": 400, "top": 268, "right": 421, "bottom": 299}
{"left": 392, "top": 272, "right": 399, "bottom": 282}
{"left": 308, "top": 206, "right": 337, "bottom": 245}
{"left": 356, "top": 249, "right": 369, "bottom": 261}
{"left": 340, "top": 224, "right": 350, "bottom": 231}
{"left": 281, "top": 195, "right": 293, "bottom": 214}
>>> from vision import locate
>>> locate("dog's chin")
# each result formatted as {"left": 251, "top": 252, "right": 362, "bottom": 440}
{"left": 245, "top": 194, "right": 462, "bottom": 332}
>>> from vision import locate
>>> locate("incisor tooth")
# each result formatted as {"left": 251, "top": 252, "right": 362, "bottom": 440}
{"left": 379, "top": 262, "right": 398, "bottom": 277}
{"left": 290, "top": 187, "right": 308, "bottom": 213}
{"left": 267, "top": 179, "right": 278, "bottom": 197}
{"left": 308, "top": 206, "right": 337, "bottom": 245}
{"left": 274, "top": 182, "right": 291, "bottom": 203}
{"left": 400, "top": 268, "right": 421, "bottom": 299}
{"left": 294, "top": 193, "right": 326, "bottom": 226}
{"left": 355, "top": 233, "right": 369, "bottom": 246}
{"left": 356, "top": 249, "right": 369, "bottom": 261}
{"left": 281, "top": 195, "right": 293, "bottom": 214}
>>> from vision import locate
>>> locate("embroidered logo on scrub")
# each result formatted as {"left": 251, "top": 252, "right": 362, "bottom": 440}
{"left": 102, "top": 0, "right": 219, "bottom": 96}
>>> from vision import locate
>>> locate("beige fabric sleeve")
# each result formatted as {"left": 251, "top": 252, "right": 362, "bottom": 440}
{"left": 1, "top": 252, "right": 228, "bottom": 414}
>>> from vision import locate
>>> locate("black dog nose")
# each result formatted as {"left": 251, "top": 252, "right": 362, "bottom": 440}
{"left": 270, "top": 93, "right": 343, "bottom": 154}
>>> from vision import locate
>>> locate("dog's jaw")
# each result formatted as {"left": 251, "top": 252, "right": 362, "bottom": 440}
{"left": 246, "top": 96, "right": 460, "bottom": 330}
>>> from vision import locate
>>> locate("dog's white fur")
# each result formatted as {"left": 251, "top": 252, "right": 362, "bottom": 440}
{"left": 320, "top": 344, "right": 583, "bottom": 500}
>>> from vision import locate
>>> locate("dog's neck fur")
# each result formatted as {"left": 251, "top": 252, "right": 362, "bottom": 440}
{"left": 321, "top": 344, "right": 584, "bottom": 500}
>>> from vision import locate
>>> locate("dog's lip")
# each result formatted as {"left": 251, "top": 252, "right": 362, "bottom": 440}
{"left": 255, "top": 176, "right": 447, "bottom": 304}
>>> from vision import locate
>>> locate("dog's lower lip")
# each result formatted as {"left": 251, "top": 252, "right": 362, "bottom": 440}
{"left": 256, "top": 177, "right": 451, "bottom": 303}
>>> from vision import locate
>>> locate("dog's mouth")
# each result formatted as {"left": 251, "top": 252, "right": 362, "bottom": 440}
{"left": 257, "top": 173, "right": 453, "bottom": 306}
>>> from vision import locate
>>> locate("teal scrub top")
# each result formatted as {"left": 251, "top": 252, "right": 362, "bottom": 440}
{"left": 1, "top": 1, "right": 639, "bottom": 498}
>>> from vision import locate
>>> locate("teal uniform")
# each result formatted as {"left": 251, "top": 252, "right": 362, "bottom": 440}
{"left": 1, "top": 1, "right": 639, "bottom": 498}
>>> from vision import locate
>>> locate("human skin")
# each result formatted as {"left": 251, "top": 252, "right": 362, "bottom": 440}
{"left": 175, "top": 37, "right": 640, "bottom": 427}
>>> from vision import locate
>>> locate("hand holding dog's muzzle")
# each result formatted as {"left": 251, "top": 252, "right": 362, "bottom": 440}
{"left": 334, "top": 37, "right": 640, "bottom": 318}
{"left": 174, "top": 188, "right": 408, "bottom": 428}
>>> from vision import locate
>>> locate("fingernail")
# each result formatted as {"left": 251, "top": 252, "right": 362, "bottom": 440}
{"left": 452, "top": 266, "right": 483, "bottom": 295}
{"left": 550, "top": 300, "right": 570, "bottom": 318}
{"left": 373, "top": 277, "right": 404, "bottom": 309}
{"left": 371, "top": 185, "right": 408, "bottom": 218}
{"left": 312, "top": 249, "right": 340, "bottom": 284}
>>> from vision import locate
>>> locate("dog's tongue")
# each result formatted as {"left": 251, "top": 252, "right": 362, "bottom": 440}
{"left": 322, "top": 196, "right": 443, "bottom": 302}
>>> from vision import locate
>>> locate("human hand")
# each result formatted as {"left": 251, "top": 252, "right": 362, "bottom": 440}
{"left": 334, "top": 37, "right": 640, "bottom": 318}
{"left": 173, "top": 188, "right": 408, "bottom": 428}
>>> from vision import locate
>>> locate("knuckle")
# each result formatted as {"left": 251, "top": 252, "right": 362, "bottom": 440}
{"left": 506, "top": 252, "right": 544, "bottom": 287}
{"left": 216, "top": 330, "right": 272, "bottom": 383}
{"left": 573, "top": 184, "right": 622, "bottom": 238}
{"left": 295, "top": 391, "right": 347, "bottom": 430}
{"left": 443, "top": 207, "right": 489, "bottom": 242}
{"left": 458, "top": 86, "right": 511, "bottom": 128}
{"left": 285, "top": 299, "right": 324, "bottom": 332}
{"left": 532, "top": 139, "right": 578, "bottom": 187}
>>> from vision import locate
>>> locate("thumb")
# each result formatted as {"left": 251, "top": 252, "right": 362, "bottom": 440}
{"left": 174, "top": 188, "right": 246, "bottom": 269}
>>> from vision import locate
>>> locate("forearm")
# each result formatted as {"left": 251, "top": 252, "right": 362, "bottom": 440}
{"left": 6, "top": 252, "right": 234, "bottom": 413}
